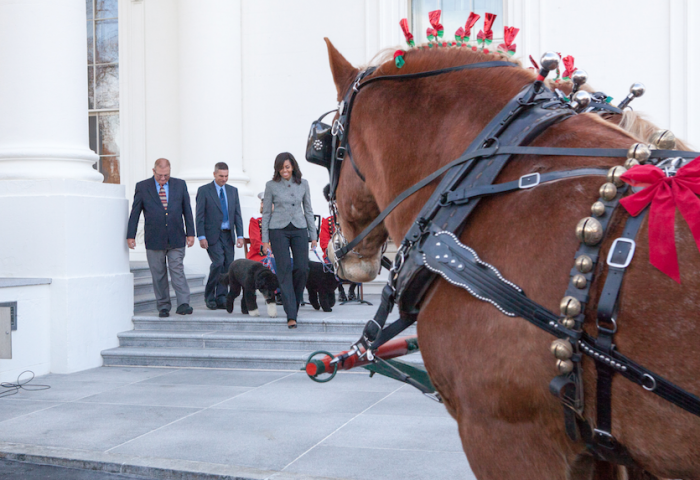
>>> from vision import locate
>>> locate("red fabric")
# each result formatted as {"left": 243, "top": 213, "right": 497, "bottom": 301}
{"left": 562, "top": 55, "right": 576, "bottom": 79}
{"left": 426, "top": 27, "right": 438, "bottom": 38}
{"left": 428, "top": 10, "right": 443, "bottom": 33}
{"left": 498, "top": 26, "right": 518, "bottom": 53}
{"left": 247, "top": 217, "right": 265, "bottom": 263}
{"left": 394, "top": 49, "right": 405, "bottom": 59}
{"left": 319, "top": 217, "right": 335, "bottom": 261}
{"left": 455, "top": 26, "right": 465, "bottom": 40}
{"left": 464, "top": 12, "right": 480, "bottom": 37}
{"left": 620, "top": 156, "right": 700, "bottom": 283}
{"left": 399, "top": 18, "right": 414, "bottom": 44}
{"left": 529, "top": 55, "right": 539, "bottom": 69}
{"left": 477, "top": 29, "right": 492, "bottom": 42}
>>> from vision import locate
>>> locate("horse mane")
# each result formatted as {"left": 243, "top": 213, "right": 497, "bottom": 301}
{"left": 362, "top": 45, "right": 694, "bottom": 154}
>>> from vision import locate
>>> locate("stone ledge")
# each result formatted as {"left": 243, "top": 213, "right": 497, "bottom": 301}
{"left": 0, "top": 278, "right": 51, "bottom": 288}
{"left": 0, "top": 442, "right": 342, "bottom": 480}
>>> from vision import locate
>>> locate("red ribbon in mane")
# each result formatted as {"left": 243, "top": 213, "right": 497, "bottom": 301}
{"left": 619, "top": 156, "right": 700, "bottom": 283}
{"left": 464, "top": 12, "right": 481, "bottom": 38}
{"left": 477, "top": 12, "right": 496, "bottom": 44}
{"left": 562, "top": 55, "right": 576, "bottom": 79}
{"left": 498, "top": 26, "right": 519, "bottom": 54}
{"left": 455, "top": 26, "right": 465, "bottom": 41}
{"left": 428, "top": 10, "right": 443, "bottom": 37}
{"left": 399, "top": 18, "right": 414, "bottom": 46}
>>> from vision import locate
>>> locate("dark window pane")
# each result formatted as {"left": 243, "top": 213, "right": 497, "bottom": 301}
{"left": 100, "top": 156, "right": 120, "bottom": 184}
{"left": 86, "top": 0, "right": 93, "bottom": 20}
{"left": 96, "top": 0, "right": 117, "bottom": 19}
{"left": 96, "top": 19, "right": 118, "bottom": 64}
{"left": 88, "top": 66, "right": 94, "bottom": 109}
{"left": 95, "top": 64, "right": 119, "bottom": 109}
{"left": 98, "top": 113, "right": 120, "bottom": 156}
{"left": 88, "top": 115, "right": 98, "bottom": 153}
{"left": 87, "top": 21, "right": 94, "bottom": 64}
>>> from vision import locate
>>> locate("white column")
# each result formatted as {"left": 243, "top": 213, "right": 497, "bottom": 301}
{"left": 0, "top": 0, "right": 103, "bottom": 181}
{"left": 0, "top": 0, "right": 132, "bottom": 378}
{"left": 177, "top": 0, "right": 249, "bottom": 191}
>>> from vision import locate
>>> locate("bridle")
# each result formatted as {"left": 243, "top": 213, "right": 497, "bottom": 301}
{"left": 305, "top": 57, "right": 700, "bottom": 466}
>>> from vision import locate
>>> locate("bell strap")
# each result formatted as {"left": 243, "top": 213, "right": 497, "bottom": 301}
{"left": 442, "top": 168, "right": 609, "bottom": 205}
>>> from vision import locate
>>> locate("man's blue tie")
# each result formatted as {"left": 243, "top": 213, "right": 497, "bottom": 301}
{"left": 219, "top": 188, "right": 229, "bottom": 223}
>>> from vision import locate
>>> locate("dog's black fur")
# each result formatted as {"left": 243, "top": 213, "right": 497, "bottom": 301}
{"left": 219, "top": 259, "right": 279, "bottom": 316}
{"left": 306, "top": 261, "right": 337, "bottom": 312}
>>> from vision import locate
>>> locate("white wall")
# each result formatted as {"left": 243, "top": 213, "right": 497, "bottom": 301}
{"left": 0, "top": 285, "right": 51, "bottom": 382}
{"left": 121, "top": 0, "right": 699, "bottom": 275}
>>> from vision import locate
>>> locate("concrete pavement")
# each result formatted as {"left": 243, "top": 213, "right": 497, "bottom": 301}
{"left": 0, "top": 365, "right": 476, "bottom": 479}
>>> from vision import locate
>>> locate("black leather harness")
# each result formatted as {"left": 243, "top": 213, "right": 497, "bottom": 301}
{"left": 311, "top": 60, "right": 700, "bottom": 465}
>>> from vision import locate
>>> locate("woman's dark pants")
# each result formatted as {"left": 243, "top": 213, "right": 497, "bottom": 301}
{"left": 269, "top": 224, "right": 309, "bottom": 320}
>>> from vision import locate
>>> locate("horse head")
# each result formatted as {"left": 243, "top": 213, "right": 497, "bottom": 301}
{"left": 323, "top": 39, "right": 388, "bottom": 283}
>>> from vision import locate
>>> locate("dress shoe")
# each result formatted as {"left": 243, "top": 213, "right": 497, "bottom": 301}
{"left": 206, "top": 300, "right": 217, "bottom": 310}
{"left": 347, "top": 291, "right": 356, "bottom": 302}
{"left": 287, "top": 319, "right": 297, "bottom": 329}
{"left": 176, "top": 303, "right": 193, "bottom": 315}
{"left": 159, "top": 309, "right": 169, "bottom": 318}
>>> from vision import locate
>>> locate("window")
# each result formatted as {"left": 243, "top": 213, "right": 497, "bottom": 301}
{"left": 86, "top": 0, "right": 120, "bottom": 184}
{"left": 411, "top": 0, "right": 504, "bottom": 45}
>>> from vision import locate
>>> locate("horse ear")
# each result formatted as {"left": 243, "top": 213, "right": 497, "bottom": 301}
{"left": 324, "top": 38, "right": 360, "bottom": 101}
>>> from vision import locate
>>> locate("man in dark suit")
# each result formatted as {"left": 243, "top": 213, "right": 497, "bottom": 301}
{"left": 127, "top": 158, "right": 195, "bottom": 317}
{"left": 196, "top": 162, "right": 245, "bottom": 309}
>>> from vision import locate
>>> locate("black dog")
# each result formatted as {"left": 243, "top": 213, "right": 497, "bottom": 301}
{"left": 219, "top": 259, "right": 279, "bottom": 317}
{"left": 306, "top": 261, "right": 338, "bottom": 312}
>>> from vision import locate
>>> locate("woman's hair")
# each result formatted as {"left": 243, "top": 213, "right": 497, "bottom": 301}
{"left": 272, "top": 152, "right": 302, "bottom": 184}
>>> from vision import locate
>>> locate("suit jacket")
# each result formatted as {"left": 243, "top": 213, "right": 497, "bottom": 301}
{"left": 126, "top": 177, "right": 195, "bottom": 250}
{"left": 195, "top": 181, "right": 244, "bottom": 246}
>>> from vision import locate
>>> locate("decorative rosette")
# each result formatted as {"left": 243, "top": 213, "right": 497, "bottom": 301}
{"left": 427, "top": 10, "right": 443, "bottom": 42}
{"left": 497, "top": 26, "right": 518, "bottom": 56}
{"left": 463, "top": 12, "right": 480, "bottom": 43}
{"left": 562, "top": 55, "right": 576, "bottom": 81}
{"left": 455, "top": 26, "right": 465, "bottom": 45}
{"left": 394, "top": 49, "right": 406, "bottom": 69}
{"left": 399, "top": 18, "right": 415, "bottom": 48}
{"left": 477, "top": 12, "right": 496, "bottom": 52}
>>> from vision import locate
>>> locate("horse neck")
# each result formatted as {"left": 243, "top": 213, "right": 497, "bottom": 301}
{"left": 352, "top": 73, "right": 634, "bottom": 243}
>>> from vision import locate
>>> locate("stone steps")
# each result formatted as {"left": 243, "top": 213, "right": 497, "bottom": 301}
{"left": 113, "top": 263, "right": 422, "bottom": 372}
{"left": 117, "top": 330, "right": 364, "bottom": 351}
{"left": 101, "top": 345, "right": 423, "bottom": 370}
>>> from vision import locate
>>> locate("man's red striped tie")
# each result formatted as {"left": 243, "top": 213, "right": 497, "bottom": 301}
{"left": 159, "top": 185, "right": 167, "bottom": 210}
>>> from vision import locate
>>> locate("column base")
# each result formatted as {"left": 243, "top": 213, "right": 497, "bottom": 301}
{"left": 0, "top": 179, "right": 132, "bottom": 374}
{"left": 0, "top": 146, "right": 103, "bottom": 182}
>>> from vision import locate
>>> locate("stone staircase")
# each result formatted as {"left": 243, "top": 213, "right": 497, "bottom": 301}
{"left": 102, "top": 264, "right": 421, "bottom": 371}
{"left": 131, "top": 261, "right": 206, "bottom": 313}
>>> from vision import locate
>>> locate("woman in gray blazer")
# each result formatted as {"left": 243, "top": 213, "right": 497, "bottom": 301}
{"left": 261, "top": 152, "right": 317, "bottom": 328}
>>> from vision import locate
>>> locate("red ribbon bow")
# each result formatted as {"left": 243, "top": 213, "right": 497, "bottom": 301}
{"left": 620, "top": 156, "right": 700, "bottom": 283}
{"left": 427, "top": 27, "right": 438, "bottom": 38}
{"left": 464, "top": 12, "right": 481, "bottom": 37}
{"left": 562, "top": 55, "right": 576, "bottom": 79}
{"left": 498, "top": 26, "right": 519, "bottom": 54}
{"left": 399, "top": 18, "right": 414, "bottom": 45}
{"left": 428, "top": 10, "right": 443, "bottom": 36}
{"left": 477, "top": 13, "right": 496, "bottom": 44}
{"left": 477, "top": 29, "right": 493, "bottom": 42}
{"left": 455, "top": 26, "right": 465, "bottom": 40}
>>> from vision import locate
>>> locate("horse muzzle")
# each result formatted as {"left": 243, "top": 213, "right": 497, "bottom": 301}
{"left": 327, "top": 231, "right": 380, "bottom": 283}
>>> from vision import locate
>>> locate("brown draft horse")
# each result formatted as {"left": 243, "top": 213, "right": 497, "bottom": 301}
{"left": 323, "top": 39, "right": 700, "bottom": 480}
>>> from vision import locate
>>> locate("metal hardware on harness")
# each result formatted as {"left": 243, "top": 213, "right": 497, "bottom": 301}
{"left": 331, "top": 119, "right": 344, "bottom": 136}
{"left": 657, "top": 156, "right": 688, "bottom": 177}
{"left": 607, "top": 238, "right": 636, "bottom": 269}
{"left": 519, "top": 172, "right": 540, "bottom": 188}
{"left": 642, "top": 373, "right": 657, "bottom": 392}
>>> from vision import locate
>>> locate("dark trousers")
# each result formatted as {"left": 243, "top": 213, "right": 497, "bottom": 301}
{"left": 205, "top": 229, "right": 235, "bottom": 304}
{"left": 269, "top": 224, "right": 308, "bottom": 320}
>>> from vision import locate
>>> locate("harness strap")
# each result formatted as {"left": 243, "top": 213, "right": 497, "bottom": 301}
{"left": 335, "top": 146, "right": 694, "bottom": 259}
{"left": 443, "top": 168, "right": 609, "bottom": 205}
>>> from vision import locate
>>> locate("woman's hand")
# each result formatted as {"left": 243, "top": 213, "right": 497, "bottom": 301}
{"left": 310, "top": 240, "right": 318, "bottom": 250}
{"left": 262, "top": 242, "right": 271, "bottom": 254}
